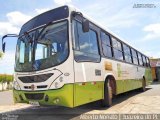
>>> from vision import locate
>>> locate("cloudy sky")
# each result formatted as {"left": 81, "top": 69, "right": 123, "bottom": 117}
{"left": 0, "top": 0, "right": 160, "bottom": 74}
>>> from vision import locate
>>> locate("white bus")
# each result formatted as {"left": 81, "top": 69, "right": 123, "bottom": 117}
{"left": 2, "top": 5, "right": 152, "bottom": 107}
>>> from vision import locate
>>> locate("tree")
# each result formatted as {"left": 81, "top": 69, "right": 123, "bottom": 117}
{"left": 0, "top": 52, "right": 3, "bottom": 58}
{"left": 0, "top": 74, "right": 13, "bottom": 91}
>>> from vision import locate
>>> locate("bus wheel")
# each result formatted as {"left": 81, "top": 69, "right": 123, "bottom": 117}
{"left": 102, "top": 78, "right": 113, "bottom": 107}
{"left": 142, "top": 77, "right": 146, "bottom": 92}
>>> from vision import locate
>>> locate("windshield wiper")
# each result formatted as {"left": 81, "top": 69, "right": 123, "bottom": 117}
{"left": 35, "top": 22, "right": 52, "bottom": 41}
{"left": 24, "top": 32, "right": 34, "bottom": 44}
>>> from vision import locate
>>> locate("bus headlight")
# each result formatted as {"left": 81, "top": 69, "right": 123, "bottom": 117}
{"left": 13, "top": 81, "right": 21, "bottom": 90}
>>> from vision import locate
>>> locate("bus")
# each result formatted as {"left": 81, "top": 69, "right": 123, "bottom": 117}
{"left": 2, "top": 5, "right": 152, "bottom": 107}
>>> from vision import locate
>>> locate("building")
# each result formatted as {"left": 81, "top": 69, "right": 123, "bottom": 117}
{"left": 150, "top": 58, "right": 160, "bottom": 81}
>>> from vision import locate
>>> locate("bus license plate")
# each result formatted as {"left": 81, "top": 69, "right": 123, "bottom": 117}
{"left": 29, "top": 101, "right": 40, "bottom": 106}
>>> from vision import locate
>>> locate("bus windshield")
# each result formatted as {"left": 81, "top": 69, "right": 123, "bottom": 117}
{"left": 15, "top": 20, "right": 69, "bottom": 72}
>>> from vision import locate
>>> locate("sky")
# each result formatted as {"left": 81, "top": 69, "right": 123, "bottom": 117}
{"left": 0, "top": 0, "right": 160, "bottom": 74}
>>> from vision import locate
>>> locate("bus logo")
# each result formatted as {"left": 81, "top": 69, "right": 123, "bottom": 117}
{"left": 31, "top": 84, "right": 35, "bottom": 91}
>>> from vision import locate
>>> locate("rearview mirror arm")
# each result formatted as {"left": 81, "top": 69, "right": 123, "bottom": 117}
{"left": 2, "top": 34, "right": 19, "bottom": 53}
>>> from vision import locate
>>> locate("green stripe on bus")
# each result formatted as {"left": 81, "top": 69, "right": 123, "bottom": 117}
{"left": 74, "top": 81, "right": 104, "bottom": 107}
{"left": 13, "top": 84, "right": 74, "bottom": 107}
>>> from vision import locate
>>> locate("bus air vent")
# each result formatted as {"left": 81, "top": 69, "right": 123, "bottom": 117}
{"left": 37, "top": 85, "right": 48, "bottom": 88}
{"left": 18, "top": 73, "right": 53, "bottom": 83}
{"left": 25, "top": 93, "right": 44, "bottom": 100}
{"left": 24, "top": 85, "right": 48, "bottom": 89}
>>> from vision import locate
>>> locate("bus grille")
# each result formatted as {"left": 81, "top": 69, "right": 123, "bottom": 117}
{"left": 18, "top": 73, "right": 53, "bottom": 83}
{"left": 25, "top": 93, "right": 44, "bottom": 100}
{"left": 24, "top": 85, "right": 47, "bottom": 89}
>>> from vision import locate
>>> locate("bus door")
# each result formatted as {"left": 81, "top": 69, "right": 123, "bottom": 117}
{"left": 72, "top": 20, "right": 103, "bottom": 106}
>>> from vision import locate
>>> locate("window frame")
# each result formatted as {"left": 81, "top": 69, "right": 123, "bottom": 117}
{"left": 73, "top": 19, "right": 101, "bottom": 63}
{"left": 100, "top": 31, "right": 113, "bottom": 58}
{"left": 111, "top": 37, "right": 124, "bottom": 61}
{"left": 131, "top": 48, "right": 139, "bottom": 65}
{"left": 137, "top": 52, "right": 143, "bottom": 66}
{"left": 123, "top": 43, "right": 132, "bottom": 63}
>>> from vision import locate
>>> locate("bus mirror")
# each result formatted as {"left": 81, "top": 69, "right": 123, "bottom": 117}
{"left": 82, "top": 19, "right": 89, "bottom": 32}
{"left": 2, "top": 42, "right": 6, "bottom": 53}
{"left": 1, "top": 34, "right": 18, "bottom": 53}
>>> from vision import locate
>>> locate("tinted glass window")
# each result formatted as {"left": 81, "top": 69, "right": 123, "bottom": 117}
{"left": 101, "top": 32, "right": 111, "bottom": 46}
{"left": 123, "top": 44, "right": 130, "bottom": 54}
{"left": 131, "top": 49, "right": 137, "bottom": 58}
{"left": 123, "top": 44, "right": 132, "bottom": 63}
{"left": 101, "top": 31, "right": 112, "bottom": 57}
{"left": 73, "top": 20, "right": 100, "bottom": 62}
{"left": 113, "top": 49, "right": 123, "bottom": 60}
{"left": 138, "top": 53, "right": 143, "bottom": 66}
{"left": 131, "top": 49, "right": 138, "bottom": 64}
{"left": 142, "top": 56, "right": 147, "bottom": 66}
{"left": 77, "top": 22, "right": 99, "bottom": 54}
{"left": 102, "top": 44, "right": 112, "bottom": 57}
{"left": 112, "top": 38, "right": 122, "bottom": 51}
{"left": 112, "top": 37, "right": 123, "bottom": 60}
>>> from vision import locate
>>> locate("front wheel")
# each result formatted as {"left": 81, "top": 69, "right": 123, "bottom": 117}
{"left": 102, "top": 79, "right": 113, "bottom": 107}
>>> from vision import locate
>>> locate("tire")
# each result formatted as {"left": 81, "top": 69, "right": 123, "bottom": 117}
{"left": 142, "top": 78, "right": 146, "bottom": 92}
{"left": 102, "top": 78, "right": 113, "bottom": 107}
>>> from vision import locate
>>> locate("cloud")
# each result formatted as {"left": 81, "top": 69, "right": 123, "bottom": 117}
{"left": 0, "top": 11, "right": 32, "bottom": 36}
{"left": 35, "top": 8, "right": 50, "bottom": 14}
{"left": 144, "top": 51, "right": 160, "bottom": 58}
{"left": 104, "top": 10, "right": 140, "bottom": 28}
{"left": 144, "top": 23, "right": 160, "bottom": 33}
{"left": 6, "top": 11, "right": 32, "bottom": 27}
{"left": 54, "top": 0, "right": 72, "bottom": 5}
{"left": 0, "top": 22, "right": 19, "bottom": 36}
{"left": 82, "top": 2, "right": 141, "bottom": 30}
{"left": 142, "top": 23, "right": 160, "bottom": 41}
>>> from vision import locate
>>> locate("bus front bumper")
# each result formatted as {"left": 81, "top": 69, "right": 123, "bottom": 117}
{"left": 13, "top": 84, "right": 74, "bottom": 107}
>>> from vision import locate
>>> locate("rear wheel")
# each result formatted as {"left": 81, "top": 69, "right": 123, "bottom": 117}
{"left": 102, "top": 78, "right": 113, "bottom": 107}
{"left": 142, "top": 77, "right": 146, "bottom": 91}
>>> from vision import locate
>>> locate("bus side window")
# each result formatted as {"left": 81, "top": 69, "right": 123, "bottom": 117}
{"left": 131, "top": 49, "right": 138, "bottom": 65}
{"left": 73, "top": 20, "right": 80, "bottom": 50}
{"left": 142, "top": 55, "right": 146, "bottom": 66}
{"left": 73, "top": 20, "right": 100, "bottom": 62}
{"left": 100, "top": 31, "right": 112, "bottom": 58}
{"left": 123, "top": 44, "right": 132, "bottom": 63}
{"left": 138, "top": 52, "right": 143, "bottom": 66}
{"left": 112, "top": 37, "right": 123, "bottom": 61}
